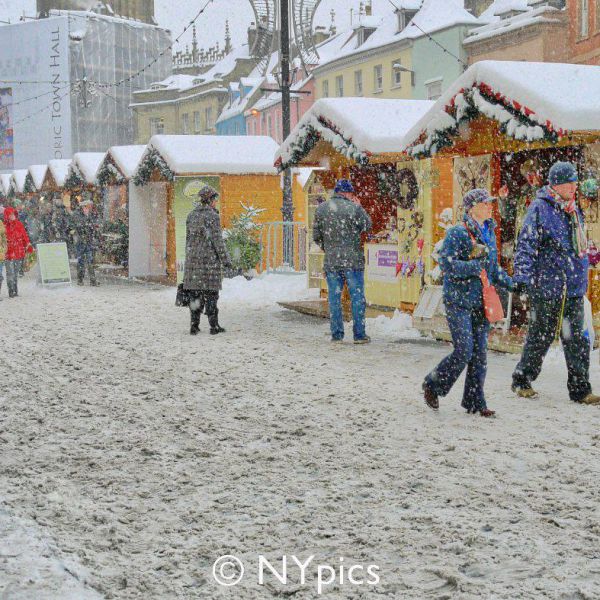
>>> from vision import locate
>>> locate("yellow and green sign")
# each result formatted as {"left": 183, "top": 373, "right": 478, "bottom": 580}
{"left": 37, "top": 242, "right": 71, "bottom": 285}
{"left": 174, "top": 176, "right": 221, "bottom": 283}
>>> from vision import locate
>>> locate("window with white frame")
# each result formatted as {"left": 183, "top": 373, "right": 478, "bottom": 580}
{"left": 204, "top": 107, "right": 214, "bottom": 131}
{"left": 193, "top": 111, "right": 201, "bottom": 133}
{"left": 426, "top": 79, "right": 443, "bottom": 101}
{"left": 581, "top": 0, "right": 589, "bottom": 37}
{"left": 335, "top": 75, "right": 344, "bottom": 97}
{"left": 149, "top": 117, "right": 164, "bottom": 135}
{"left": 182, "top": 113, "right": 190, "bottom": 134}
{"left": 354, "top": 70, "right": 363, "bottom": 96}
{"left": 374, "top": 65, "right": 383, "bottom": 92}
{"left": 322, "top": 80, "right": 329, "bottom": 98}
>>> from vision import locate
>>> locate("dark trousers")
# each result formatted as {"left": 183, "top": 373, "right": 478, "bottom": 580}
{"left": 189, "top": 290, "right": 220, "bottom": 329}
{"left": 513, "top": 295, "right": 591, "bottom": 402}
{"left": 425, "top": 303, "right": 490, "bottom": 412}
{"left": 325, "top": 269, "right": 367, "bottom": 341}
{"left": 77, "top": 250, "right": 97, "bottom": 285}
{"left": 5, "top": 260, "right": 19, "bottom": 297}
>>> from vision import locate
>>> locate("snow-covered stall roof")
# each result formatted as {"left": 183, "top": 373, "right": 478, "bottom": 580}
{"left": 276, "top": 98, "right": 434, "bottom": 170}
{"left": 28, "top": 165, "right": 48, "bottom": 191}
{"left": 104, "top": 145, "right": 147, "bottom": 180}
{"left": 47, "top": 159, "right": 73, "bottom": 188}
{"left": 135, "top": 135, "right": 280, "bottom": 180}
{"left": 69, "top": 152, "right": 106, "bottom": 186}
{"left": 403, "top": 60, "right": 600, "bottom": 157}
{"left": 11, "top": 169, "right": 29, "bottom": 194}
{"left": 0, "top": 173, "right": 12, "bottom": 196}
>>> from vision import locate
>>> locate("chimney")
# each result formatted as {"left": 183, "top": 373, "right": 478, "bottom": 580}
{"left": 365, "top": 0, "right": 373, "bottom": 17}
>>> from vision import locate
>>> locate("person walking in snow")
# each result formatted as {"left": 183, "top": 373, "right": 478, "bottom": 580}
{"left": 71, "top": 199, "right": 100, "bottom": 286}
{"left": 0, "top": 206, "right": 7, "bottom": 299}
{"left": 3, "top": 206, "right": 34, "bottom": 298}
{"left": 183, "top": 185, "right": 232, "bottom": 336}
{"left": 511, "top": 161, "right": 600, "bottom": 405}
{"left": 313, "top": 179, "right": 372, "bottom": 344}
{"left": 423, "top": 189, "right": 514, "bottom": 417}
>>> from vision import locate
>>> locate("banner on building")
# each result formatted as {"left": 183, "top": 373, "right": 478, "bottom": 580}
{"left": 174, "top": 176, "right": 221, "bottom": 284}
{"left": 0, "top": 88, "right": 13, "bottom": 170}
{"left": 37, "top": 242, "right": 71, "bottom": 285}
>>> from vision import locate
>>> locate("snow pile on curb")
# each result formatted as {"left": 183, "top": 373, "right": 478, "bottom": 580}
{"left": 220, "top": 274, "right": 319, "bottom": 308}
{"left": 367, "top": 310, "right": 420, "bottom": 339}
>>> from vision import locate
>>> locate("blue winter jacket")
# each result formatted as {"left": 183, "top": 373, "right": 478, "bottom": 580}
{"left": 513, "top": 187, "right": 588, "bottom": 299}
{"left": 439, "top": 216, "right": 513, "bottom": 310}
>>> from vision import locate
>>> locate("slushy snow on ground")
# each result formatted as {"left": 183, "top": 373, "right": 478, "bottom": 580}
{"left": 1, "top": 273, "right": 599, "bottom": 599}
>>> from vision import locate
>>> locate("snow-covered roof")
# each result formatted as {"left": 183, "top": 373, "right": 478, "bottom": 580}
{"left": 217, "top": 77, "right": 264, "bottom": 124}
{"left": 106, "top": 145, "right": 146, "bottom": 179}
{"left": 47, "top": 159, "right": 73, "bottom": 188}
{"left": 11, "top": 169, "right": 28, "bottom": 194}
{"left": 28, "top": 165, "right": 48, "bottom": 191}
{"left": 403, "top": 60, "right": 600, "bottom": 156}
{"left": 276, "top": 98, "right": 434, "bottom": 169}
{"left": 70, "top": 152, "right": 106, "bottom": 185}
{"left": 465, "top": 3, "right": 563, "bottom": 45}
{"left": 481, "top": 0, "right": 531, "bottom": 19}
{"left": 0, "top": 173, "right": 12, "bottom": 196}
{"left": 139, "top": 135, "right": 280, "bottom": 176}
{"left": 250, "top": 76, "right": 313, "bottom": 114}
{"left": 315, "top": 0, "right": 479, "bottom": 71}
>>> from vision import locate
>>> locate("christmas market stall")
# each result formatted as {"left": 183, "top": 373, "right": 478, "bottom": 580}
{"left": 400, "top": 60, "right": 600, "bottom": 349}
{"left": 39, "top": 159, "right": 73, "bottom": 209}
{"left": 9, "top": 169, "right": 30, "bottom": 205}
{"left": 276, "top": 97, "right": 434, "bottom": 314}
{"left": 129, "top": 134, "right": 290, "bottom": 283}
{"left": 96, "top": 145, "right": 146, "bottom": 270}
{"left": 0, "top": 173, "right": 12, "bottom": 205}
{"left": 64, "top": 152, "right": 106, "bottom": 208}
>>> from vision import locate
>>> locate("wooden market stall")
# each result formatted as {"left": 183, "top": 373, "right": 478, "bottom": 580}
{"left": 96, "top": 145, "right": 146, "bottom": 271}
{"left": 0, "top": 173, "right": 12, "bottom": 205}
{"left": 399, "top": 60, "right": 600, "bottom": 348}
{"left": 275, "top": 97, "right": 434, "bottom": 314}
{"left": 40, "top": 159, "right": 73, "bottom": 208}
{"left": 128, "top": 134, "right": 297, "bottom": 283}
{"left": 64, "top": 152, "right": 106, "bottom": 208}
{"left": 9, "top": 169, "right": 30, "bottom": 204}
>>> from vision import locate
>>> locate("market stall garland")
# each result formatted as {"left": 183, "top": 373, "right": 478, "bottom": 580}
{"left": 409, "top": 83, "right": 562, "bottom": 159}
{"left": 64, "top": 169, "right": 86, "bottom": 191}
{"left": 97, "top": 161, "right": 126, "bottom": 187}
{"left": 133, "top": 147, "right": 175, "bottom": 186}
{"left": 22, "top": 174, "right": 36, "bottom": 195}
{"left": 276, "top": 115, "right": 371, "bottom": 172}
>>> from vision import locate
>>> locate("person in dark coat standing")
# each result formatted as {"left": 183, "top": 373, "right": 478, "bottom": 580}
{"left": 512, "top": 161, "right": 600, "bottom": 405}
{"left": 313, "top": 179, "right": 372, "bottom": 344}
{"left": 71, "top": 199, "right": 100, "bottom": 286}
{"left": 423, "top": 189, "right": 514, "bottom": 417}
{"left": 183, "top": 185, "right": 232, "bottom": 336}
{"left": 3, "top": 206, "right": 34, "bottom": 298}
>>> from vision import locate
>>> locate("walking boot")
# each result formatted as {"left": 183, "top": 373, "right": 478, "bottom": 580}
{"left": 208, "top": 310, "right": 225, "bottom": 335}
{"left": 190, "top": 311, "right": 200, "bottom": 336}
{"left": 423, "top": 381, "right": 439, "bottom": 411}
{"left": 512, "top": 384, "right": 538, "bottom": 399}
{"left": 578, "top": 392, "right": 600, "bottom": 405}
{"left": 88, "top": 265, "right": 99, "bottom": 286}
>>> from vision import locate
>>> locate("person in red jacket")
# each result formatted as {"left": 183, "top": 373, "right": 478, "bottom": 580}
{"left": 3, "top": 206, "right": 33, "bottom": 298}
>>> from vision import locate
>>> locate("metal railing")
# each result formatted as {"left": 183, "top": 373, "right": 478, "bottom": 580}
{"left": 259, "top": 221, "right": 307, "bottom": 273}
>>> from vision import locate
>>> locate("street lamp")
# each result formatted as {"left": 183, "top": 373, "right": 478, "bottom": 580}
{"left": 393, "top": 63, "right": 416, "bottom": 87}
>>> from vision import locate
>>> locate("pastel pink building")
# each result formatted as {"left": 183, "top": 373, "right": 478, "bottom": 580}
{"left": 245, "top": 77, "right": 315, "bottom": 144}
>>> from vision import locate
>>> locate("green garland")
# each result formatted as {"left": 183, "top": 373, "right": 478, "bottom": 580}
{"left": 97, "top": 160, "right": 125, "bottom": 187}
{"left": 133, "top": 148, "right": 174, "bottom": 186}
{"left": 64, "top": 168, "right": 85, "bottom": 190}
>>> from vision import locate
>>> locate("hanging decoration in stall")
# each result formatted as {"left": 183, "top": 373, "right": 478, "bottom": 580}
{"left": 452, "top": 154, "right": 491, "bottom": 220}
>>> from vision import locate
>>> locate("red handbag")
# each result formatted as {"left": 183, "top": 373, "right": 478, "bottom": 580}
{"left": 468, "top": 231, "right": 504, "bottom": 324}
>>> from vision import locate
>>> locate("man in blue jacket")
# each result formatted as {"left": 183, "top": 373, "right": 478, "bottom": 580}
{"left": 512, "top": 161, "right": 599, "bottom": 405}
{"left": 423, "top": 189, "right": 513, "bottom": 417}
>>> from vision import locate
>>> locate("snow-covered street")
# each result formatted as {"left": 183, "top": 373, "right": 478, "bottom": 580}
{"left": 1, "top": 274, "right": 600, "bottom": 599}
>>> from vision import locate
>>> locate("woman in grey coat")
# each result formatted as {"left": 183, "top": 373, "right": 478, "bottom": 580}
{"left": 183, "top": 185, "right": 232, "bottom": 335}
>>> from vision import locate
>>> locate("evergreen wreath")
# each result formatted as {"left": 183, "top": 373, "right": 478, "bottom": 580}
{"left": 64, "top": 168, "right": 85, "bottom": 190}
{"left": 97, "top": 160, "right": 125, "bottom": 187}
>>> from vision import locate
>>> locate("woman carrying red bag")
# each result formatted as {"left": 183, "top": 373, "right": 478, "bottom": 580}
{"left": 422, "top": 189, "right": 514, "bottom": 417}
{"left": 3, "top": 206, "right": 33, "bottom": 298}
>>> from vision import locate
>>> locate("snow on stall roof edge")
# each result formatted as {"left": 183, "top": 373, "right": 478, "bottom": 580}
{"left": 402, "top": 60, "right": 600, "bottom": 151}
{"left": 48, "top": 159, "right": 73, "bottom": 187}
{"left": 107, "top": 145, "right": 147, "bottom": 179}
{"left": 72, "top": 153, "right": 106, "bottom": 185}
{"left": 28, "top": 165, "right": 48, "bottom": 191}
{"left": 145, "top": 135, "right": 279, "bottom": 175}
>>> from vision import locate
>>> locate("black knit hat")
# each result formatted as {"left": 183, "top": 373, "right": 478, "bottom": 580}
{"left": 198, "top": 185, "right": 219, "bottom": 205}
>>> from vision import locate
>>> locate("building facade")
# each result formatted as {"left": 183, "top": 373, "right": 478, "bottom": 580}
{"left": 312, "top": 0, "right": 479, "bottom": 103}
{"left": 568, "top": 0, "right": 600, "bottom": 65}
{"left": 464, "top": 2, "right": 569, "bottom": 65}
{"left": 37, "top": 0, "right": 156, "bottom": 24}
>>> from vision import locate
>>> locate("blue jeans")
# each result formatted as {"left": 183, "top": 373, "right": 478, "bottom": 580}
{"left": 326, "top": 270, "right": 367, "bottom": 341}
{"left": 425, "top": 303, "right": 490, "bottom": 411}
